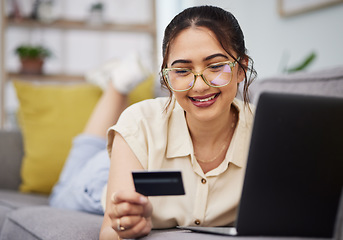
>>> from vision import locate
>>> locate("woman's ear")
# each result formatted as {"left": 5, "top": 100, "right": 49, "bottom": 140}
{"left": 237, "top": 56, "right": 248, "bottom": 83}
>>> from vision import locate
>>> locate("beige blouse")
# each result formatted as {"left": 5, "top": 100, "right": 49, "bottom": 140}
{"left": 104, "top": 96, "right": 254, "bottom": 228}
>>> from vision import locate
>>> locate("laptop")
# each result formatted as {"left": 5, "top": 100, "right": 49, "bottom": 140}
{"left": 178, "top": 92, "right": 343, "bottom": 238}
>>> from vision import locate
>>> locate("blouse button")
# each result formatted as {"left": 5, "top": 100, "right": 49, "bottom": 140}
{"left": 194, "top": 219, "right": 201, "bottom": 225}
{"left": 201, "top": 178, "right": 207, "bottom": 184}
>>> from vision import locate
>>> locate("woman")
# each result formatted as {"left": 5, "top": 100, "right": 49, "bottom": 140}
{"left": 100, "top": 5, "right": 257, "bottom": 240}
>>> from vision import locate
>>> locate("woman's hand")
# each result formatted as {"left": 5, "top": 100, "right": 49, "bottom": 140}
{"left": 100, "top": 133, "right": 150, "bottom": 239}
{"left": 108, "top": 190, "right": 153, "bottom": 239}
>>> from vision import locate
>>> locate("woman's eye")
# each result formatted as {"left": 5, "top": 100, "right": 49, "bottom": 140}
{"left": 209, "top": 64, "right": 225, "bottom": 71}
{"left": 175, "top": 69, "right": 190, "bottom": 76}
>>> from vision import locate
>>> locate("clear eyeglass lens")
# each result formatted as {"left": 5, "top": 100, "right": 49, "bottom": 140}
{"left": 166, "top": 62, "right": 232, "bottom": 91}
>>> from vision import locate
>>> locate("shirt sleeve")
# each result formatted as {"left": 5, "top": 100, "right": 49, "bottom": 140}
{"left": 107, "top": 102, "right": 151, "bottom": 169}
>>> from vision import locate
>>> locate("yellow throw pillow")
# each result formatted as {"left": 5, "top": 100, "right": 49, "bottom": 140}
{"left": 14, "top": 81, "right": 102, "bottom": 194}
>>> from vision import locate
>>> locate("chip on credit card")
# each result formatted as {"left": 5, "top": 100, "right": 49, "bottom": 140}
{"left": 132, "top": 171, "right": 185, "bottom": 196}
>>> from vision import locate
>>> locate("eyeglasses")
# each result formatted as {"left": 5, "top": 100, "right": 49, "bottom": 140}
{"left": 162, "top": 59, "right": 239, "bottom": 92}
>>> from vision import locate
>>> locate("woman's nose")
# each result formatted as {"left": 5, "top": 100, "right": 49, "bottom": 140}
{"left": 192, "top": 74, "right": 210, "bottom": 92}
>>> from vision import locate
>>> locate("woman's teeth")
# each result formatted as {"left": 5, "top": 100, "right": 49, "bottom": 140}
{"left": 193, "top": 94, "right": 217, "bottom": 102}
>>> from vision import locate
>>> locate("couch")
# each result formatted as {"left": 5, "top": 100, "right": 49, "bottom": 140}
{"left": 1, "top": 66, "right": 343, "bottom": 240}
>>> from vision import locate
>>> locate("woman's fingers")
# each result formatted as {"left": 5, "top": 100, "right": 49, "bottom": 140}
{"left": 111, "top": 190, "right": 148, "bottom": 205}
{"left": 112, "top": 201, "right": 145, "bottom": 217}
{"left": 110, "top": 215, "right": 138, "bottom": 232}
{"left": 107, "top": 190, "right": 153, "bottom": 238}
{"left": 116, "top": 216, "right": 152, "bottom": 239}
{"left": 119, "top": 215, "right": 142, "bottom": 229}
{"left": 110, "top": 190, "right": 151, "bottom": 218}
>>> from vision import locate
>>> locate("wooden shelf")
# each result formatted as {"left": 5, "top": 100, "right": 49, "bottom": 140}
{"left": 0, "top": 0, "right": 157, "bottom": 129}
{"left": 8, "top": 72, "right": 85, "bottom": 82}
{"left": 6, "top": 18, "right": 156, "bottom": 34}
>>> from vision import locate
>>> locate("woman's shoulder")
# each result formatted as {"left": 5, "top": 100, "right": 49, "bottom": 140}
{"left": 117, "top": 97, "right": 175, "bottom": 126}
{"left": 130, "top": 97, "right": 169, "bottom": 110}
{"left": 124, "top": 97, "right": 171, "bottom": 117}
{"left": 233, "top": 98, "right": 255, "bottom": 126}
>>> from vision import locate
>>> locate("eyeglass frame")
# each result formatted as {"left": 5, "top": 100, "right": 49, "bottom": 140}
{"left": 162, "top": 58, "right": 240, "bottom": 92}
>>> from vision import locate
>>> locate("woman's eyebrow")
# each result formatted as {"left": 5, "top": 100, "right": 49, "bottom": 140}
{"left": 204, "top": 53, "right": 228, "bottom": 61}
{"left": 171, "top": 59, "right": 192, "bottom": 67}
{"left": 170, "top": 53, "right": 228, "bottom": 67}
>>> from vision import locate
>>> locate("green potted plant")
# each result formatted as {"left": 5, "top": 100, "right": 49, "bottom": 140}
{"left": 88, "top": 2, "right": 104, "bottom": 26}
{"left": 15, "top": 44, "right": 52, "bottom": 75}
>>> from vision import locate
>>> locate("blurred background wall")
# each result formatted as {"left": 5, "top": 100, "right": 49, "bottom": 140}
{"left": 3, "top": 0, "right": 343, "bottom": 79}
{"left": 2, "top": 0, "right": 155, "bottom": 75}
{"left": 157, "top": 0, "right": 343, "bottom": 79}
{"left": 1, "top": 0, "right": 343, "bottom": 129}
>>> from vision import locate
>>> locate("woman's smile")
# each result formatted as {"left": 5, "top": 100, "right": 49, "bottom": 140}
{"left": 189, "top": 92, "right": 220, "bottom": 107}
{"left": 167, "top": 26, "right": 242, "bottom": 122}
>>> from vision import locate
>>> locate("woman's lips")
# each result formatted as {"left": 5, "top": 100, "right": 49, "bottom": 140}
{"left": 189, "top": 93, "right": 220, "bottom": 107}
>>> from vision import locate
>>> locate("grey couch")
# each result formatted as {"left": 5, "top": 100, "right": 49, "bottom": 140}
{"left": 1, "top": 66, "right": 343, "bottom": 240}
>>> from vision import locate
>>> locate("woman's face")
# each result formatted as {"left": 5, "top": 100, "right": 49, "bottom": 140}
{"left": 167, "top": 26, "right": 244, "bottom": 124}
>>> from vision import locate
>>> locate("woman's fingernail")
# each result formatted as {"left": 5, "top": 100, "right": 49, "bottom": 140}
{"left": 140, "top": 196, "right": 147, "bottom": 204}
{"left": 111, "top": 192, "right": 116, "bottom": 202}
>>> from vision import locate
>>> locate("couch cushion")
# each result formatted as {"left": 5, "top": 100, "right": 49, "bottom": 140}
{"left": 0, "top": 130, "right": 24, "bottom": 190}
{"left": 0, "top": 206, "right": 12, "bottom": 235}
{"left": 0, "top": 220, "right": 39, "bottom": 240}
{"left": 13, "top": 76, "right": 154, "bottom": 195}
{"left": 14, "top": 81, "right": 102, "bottom": 194}
{"left": 0, "top": 190, "right": 49, "bottom": 210}
{"left": 0, "top": 190, "right": 49, "bottom": 234}
{"left": 0, "top": 206, "right": 102, "bottom": 240}
{"left": 250, "top": 66, "right": 343, "bottom": 104}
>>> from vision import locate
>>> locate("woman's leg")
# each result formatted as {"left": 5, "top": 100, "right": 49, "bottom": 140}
{"left": 49, "top": 137, "right": 109, "bottom": 214}
{"left": 52, "top": 83, "right": 128, "bottom": 188}
{"left": 83, "top": 82, "right": 128, "bottom": 138}
{"left": 49, "top": 83, "right": 129, "bottom": 214}
{"left": 50, "top": 52, "right": 149, "bottom": 213}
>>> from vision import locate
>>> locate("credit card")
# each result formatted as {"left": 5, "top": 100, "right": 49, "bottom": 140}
{"left": 132, "top": 171, "right": 185, "bottom": 196}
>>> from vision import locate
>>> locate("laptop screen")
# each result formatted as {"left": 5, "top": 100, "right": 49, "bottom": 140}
{"left": 236, "top": 92, "right": 343, "bottom": 238}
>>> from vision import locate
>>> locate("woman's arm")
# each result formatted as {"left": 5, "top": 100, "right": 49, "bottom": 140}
{"left": 100, "top": 133, "right": 153, "bottom": 240}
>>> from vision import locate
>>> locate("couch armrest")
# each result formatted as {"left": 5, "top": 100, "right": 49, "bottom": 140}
{"left": 249, "top": 66, "right": 343, "bottom": 104}
{"left": 0, "top": 130, "right": 24, "bottom": 190}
